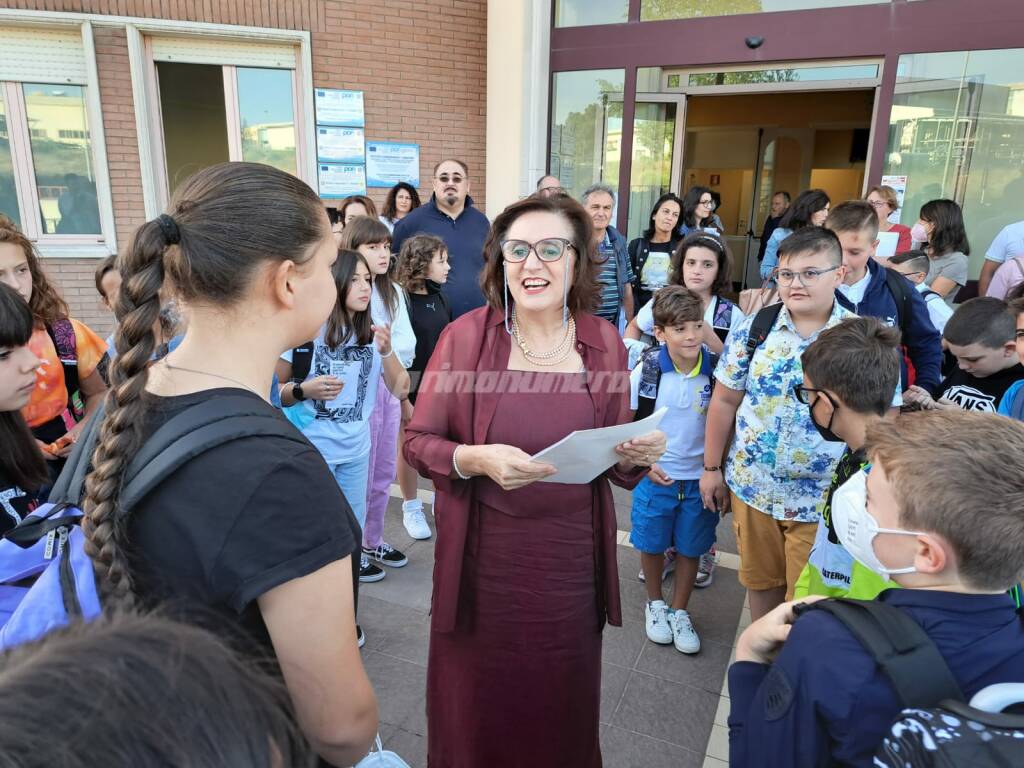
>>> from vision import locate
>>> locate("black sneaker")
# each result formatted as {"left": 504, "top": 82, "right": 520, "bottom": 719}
{"left": 362, "top": 542, "right": 409, "bottom": 568}
{"left": 359, "top": 554, "right": 385, "bottom": 583}
{"left": 356, "top": 625, "right": 366, "bottom": 649}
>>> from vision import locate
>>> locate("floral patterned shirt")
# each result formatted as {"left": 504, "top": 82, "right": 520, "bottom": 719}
{"left": 714, "top": 302, "right": 854, "bottom": 523}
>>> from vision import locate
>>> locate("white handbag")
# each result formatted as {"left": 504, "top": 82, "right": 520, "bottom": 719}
{"left": 353, "top": 734, "right": 411, "bottom": 768}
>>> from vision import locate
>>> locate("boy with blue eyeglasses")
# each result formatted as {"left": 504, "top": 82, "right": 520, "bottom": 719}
{"left": 701, "top": 227, "right": 854, "bottom": 621}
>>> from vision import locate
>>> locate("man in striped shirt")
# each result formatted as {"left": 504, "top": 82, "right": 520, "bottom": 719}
{"left": 582, "top": 183, "right": 635, "bottom": 330}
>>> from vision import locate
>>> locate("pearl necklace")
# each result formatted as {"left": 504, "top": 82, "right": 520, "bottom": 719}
{"left": 510, "top": 310, "right": 577, "bottom": 366}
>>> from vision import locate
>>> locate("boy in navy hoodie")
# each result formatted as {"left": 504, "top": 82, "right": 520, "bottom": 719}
{"left": 728, "top": 410, "right": 1024, "bottom": 767}
{"left": 827, "top": 201, "right": 942, "bottom": 392}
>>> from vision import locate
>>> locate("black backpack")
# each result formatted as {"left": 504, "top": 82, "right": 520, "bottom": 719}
{"left": 804, "top": 598, "right": 1024, "bottom": 767}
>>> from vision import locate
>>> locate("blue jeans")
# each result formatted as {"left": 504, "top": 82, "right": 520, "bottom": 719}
{"left": 329, "top": 455, "right": 370, "bottom": 532}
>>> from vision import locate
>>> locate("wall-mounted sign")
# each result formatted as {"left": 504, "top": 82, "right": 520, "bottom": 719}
{"left": 314, "top": 89, "right": 365, "bottom": 128}
{"left": 317, "top": 126, "right": 365, "bottom": 165}
{"left": 881, "top": 174, "right": 908, "bottom": 224}
{"left": 318, "top": 163, "right": 366, "bottom": 197}
{"left": 366, "top": 142, "right": 420, "bottom": 187}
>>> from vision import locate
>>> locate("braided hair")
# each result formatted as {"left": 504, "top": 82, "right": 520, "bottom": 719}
{"left": 81, "top": 162, "right": 328, "bottom": 608}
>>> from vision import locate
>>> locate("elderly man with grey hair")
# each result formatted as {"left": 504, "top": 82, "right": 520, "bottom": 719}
{"left": 581, "top": 183, "right": 635, "bottom": 329}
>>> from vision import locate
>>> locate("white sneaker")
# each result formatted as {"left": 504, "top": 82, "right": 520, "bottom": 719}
{"left": 402, "top": 500, "right": 432, "bottom": 540}
{"left": 645, "top": 600, "right": 673, "bottom": 645}
{"left": 670, "top": 609, "right": 701, "bottom": 654}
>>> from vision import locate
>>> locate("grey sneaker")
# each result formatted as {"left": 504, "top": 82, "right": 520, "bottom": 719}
{"left": 645, "top": 600, "right": 674, "bottom": 645}
{"left": 695, "top": 548, "right": 716, "bottom": 589}
{"left": 670, "top": 609, "right": 701, "bottom": 654}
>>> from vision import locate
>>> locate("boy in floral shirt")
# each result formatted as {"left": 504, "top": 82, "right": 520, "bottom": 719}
{"left": 700, "top": 227, "right": 853, "bottom": 620}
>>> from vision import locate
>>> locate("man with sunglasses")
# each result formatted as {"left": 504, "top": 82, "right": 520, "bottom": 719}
{"left": 701, "top": 227, "right": 854, "bottom": 621}
{"left": 392, "top": 159, "right": 491, "bottom": 318}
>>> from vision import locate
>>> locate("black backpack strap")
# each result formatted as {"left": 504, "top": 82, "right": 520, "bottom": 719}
{"left": 884, "top": 268, "right": 912, "bottom": 339}
{"left": 806, "top": 598, "right": 965, "bottom": 708}
{"left": 290, "top": 341, "right": 315, "bottom": 383}
{"left": 745, "top": 302, "right": 784, "bottom": 357}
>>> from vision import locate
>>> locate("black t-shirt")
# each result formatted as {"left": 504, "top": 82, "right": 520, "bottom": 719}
{"left": 127, "top": 389, "right": 361, "bottom": 660}
{"left": 934, "top": 362, "right": 1024, "bottom": 412}
{"left": 0, "top": 471, "right": 42, "bottom": 537}
{"left": 407, "top": 283, "right": 453, "bottom": 400}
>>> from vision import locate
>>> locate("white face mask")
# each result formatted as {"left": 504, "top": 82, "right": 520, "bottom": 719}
{"left": 831, "top": 469, "right": 926, "bottom": 576}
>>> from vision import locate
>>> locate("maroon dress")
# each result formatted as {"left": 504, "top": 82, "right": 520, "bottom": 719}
{"left": 401, "top": 307, "right": 647, "bottom": 768}
{"left": 428, "top": 374, "right": 602, "bottom": 767}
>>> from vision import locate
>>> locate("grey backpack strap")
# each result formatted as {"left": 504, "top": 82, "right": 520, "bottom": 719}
{"left": 47, "top": 400, "right": 108, "bottom": 507}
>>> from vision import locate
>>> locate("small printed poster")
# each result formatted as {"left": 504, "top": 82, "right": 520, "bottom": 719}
{"left": 366, "top": 142, "right": 420, "bottom": 187}
{"left": 317, "top": 126, "right": 365, "bottom": 164}
{"left": 318, "top": 163, "right": 366, "bottom": 197}
{"left": 881, "top": 174, "right": 908, "bottom": 224}
{"left": 314, "top": 89, "right": 365, "bottom": 127}
{"left": 326, "top": 360, "right": 361, "bottom": 409}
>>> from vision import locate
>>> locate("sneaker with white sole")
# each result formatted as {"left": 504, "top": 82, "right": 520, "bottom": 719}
{"left": 402, "top": 500, "right": 432, "bottom": 540}
{"left": 644, "top": 600, "right": 674, "bottom": 645}
{"left": 362, "top": 542, "right": 408, "bottom": 568}
{"left": 639, "top": 549, "right": 677, "bottom": 583}
{"left": 695, "top": 548, "right": 716, "bottom": 588}
{"left": 359, "top": 554, "right": 385, "bottom": 583}
{"left": 357, "top": 625, "right": 366, "bottom": 648}
{"left": 670, "top": 609, "right": 701, "bottom": 654}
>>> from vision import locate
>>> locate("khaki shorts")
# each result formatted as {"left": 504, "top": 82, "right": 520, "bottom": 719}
{"left": 731, "top": 492, "right": 816, "bottom": 598}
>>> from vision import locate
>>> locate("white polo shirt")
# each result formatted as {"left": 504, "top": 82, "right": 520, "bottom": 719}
{"left": 630, "top": 346, "right": 714, "bottom": 481}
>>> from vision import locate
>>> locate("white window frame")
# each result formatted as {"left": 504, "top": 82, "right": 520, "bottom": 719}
{"left": 128, "top": 24, "right": 315, "bottom": 218}
{"left": 0, "top": 21, "right": 116, "bottom": 258}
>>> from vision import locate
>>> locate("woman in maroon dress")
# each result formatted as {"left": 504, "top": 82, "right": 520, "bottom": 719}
{"left": 403, "top": 195, "right": 666, "bottom": 767}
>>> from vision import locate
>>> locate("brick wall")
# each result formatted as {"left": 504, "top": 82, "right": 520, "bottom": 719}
{"left": 11, "top": 1, "right": 488, "bottom": 336}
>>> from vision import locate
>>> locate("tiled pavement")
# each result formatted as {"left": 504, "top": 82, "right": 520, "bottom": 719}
{"left": 359, "top": 483, "right": 749, "bottom": 767}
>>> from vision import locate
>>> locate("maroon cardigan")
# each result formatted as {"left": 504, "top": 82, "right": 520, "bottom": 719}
{"left": 402, "top": 306, "right": 646, "bottom": 633}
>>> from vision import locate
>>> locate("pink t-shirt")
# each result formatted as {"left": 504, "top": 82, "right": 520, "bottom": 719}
{"left": 985, "top": 256, "right": 1024, "bottom": 300}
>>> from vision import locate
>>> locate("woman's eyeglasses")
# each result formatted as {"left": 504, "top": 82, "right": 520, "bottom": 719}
{"left": 699, "top": 198, "right": 717, "bottom": 211}
{"left": 500, "top": 238, "right": 576, "bottom": 263}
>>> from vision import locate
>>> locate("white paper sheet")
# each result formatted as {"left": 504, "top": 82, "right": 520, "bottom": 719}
{"left": 326, "top": 360, "right": 362, "bottom": 409}
{"left": 876, "top": 230, "right": 900, "bottom": 259}
{"left": 530, "top": 407, "right": 668, "bottom": 485}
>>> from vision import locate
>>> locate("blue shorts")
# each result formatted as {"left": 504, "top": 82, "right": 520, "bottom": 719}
{"left": 629, "top": 477, "right": 718, "bottom": 557}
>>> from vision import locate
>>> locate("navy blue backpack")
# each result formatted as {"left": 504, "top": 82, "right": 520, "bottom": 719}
{"left": 0, "top": 396, "right": 306, "bottom": 650}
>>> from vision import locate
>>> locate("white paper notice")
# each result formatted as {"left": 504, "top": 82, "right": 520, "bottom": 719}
{"left": 326, "top": 360, "right": 361, "bottom": 409}
{"left": 531, "top": 407, "right": 668, "bottom": 485}
{"left": 876, "top": 230, "right": 899, "bottom": 259}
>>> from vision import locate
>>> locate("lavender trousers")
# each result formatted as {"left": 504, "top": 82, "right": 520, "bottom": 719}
{"left": 363, "top": 382, "right": 400, "bottom": 548}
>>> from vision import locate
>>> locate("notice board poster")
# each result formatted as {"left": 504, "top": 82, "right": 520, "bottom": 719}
{"left": 314, "top": 89, "right": 365, "bottom": 128}
{"left": 319, "top": 163, "right": 366, "bottom": 197}
{"left": 881, "top": 174, "right": 908, "bottom": 224}
{"left": 366, "top": 142, "right": 420, "bottom": 187}
{"left": 314, "top": 89, "right": 367, "bottom": 198}
{"left": 317, "top": 126, "right": 365, "bottom": 164}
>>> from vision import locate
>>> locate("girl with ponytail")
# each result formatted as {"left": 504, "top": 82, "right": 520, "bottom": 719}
{"left": 80, "top": 162, "right": 377, "bottom": 765}
{"left": 0, "top": 283, "right": 47, "bottom": 535}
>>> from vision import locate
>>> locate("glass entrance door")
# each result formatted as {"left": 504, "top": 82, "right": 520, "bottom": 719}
{"left": 626, "top": 99, "right": 682, "bottom": 238}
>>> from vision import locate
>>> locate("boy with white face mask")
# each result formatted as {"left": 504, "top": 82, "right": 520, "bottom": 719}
{"left": 791, "top": 317, "right": 902, "bottom": 602}
{"left": 727, "top": 411, "right": 1024, "bottom": 767}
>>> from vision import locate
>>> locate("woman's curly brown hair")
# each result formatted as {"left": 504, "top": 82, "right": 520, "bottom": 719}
{"left": 0, "top": 225, "right": 69, "bottom": 326}
{"left": 396, "top": 234, "right": 446, "bottom": 292}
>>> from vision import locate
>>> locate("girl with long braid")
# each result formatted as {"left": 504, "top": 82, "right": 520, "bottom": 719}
{"left": 79, "top": 162, "right": 377, "bottom": 766}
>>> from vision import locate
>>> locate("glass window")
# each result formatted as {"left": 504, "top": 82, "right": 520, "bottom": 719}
{"left": 237, "top": 67, "right": 297, "bottom": 175}
{"left": 550, "top": 69, "right": 625, "bottom": 201}
{"left": 627, "top": 102, "right": 677, "bottom": 238}
{"left": 22, "top": 84, "right": 101, "bottom": 235}
{"left": 642, "top": 0, "right": 886, "bottom": 22}
{"left": 0, "top": 92, "right": 20, "bottom": 229}
{"left": 883, "top": 48, "right": 1024, "bottom": 278}
{"left": 555, "top": 0, "right": 628, "bottom": 27}
{"left": 688, "top": 63, "right": 878, "bottom": 87}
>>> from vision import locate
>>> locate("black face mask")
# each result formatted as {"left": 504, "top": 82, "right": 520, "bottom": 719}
{"left": 810, "top": 394, "right": 844, "bottom": 443}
